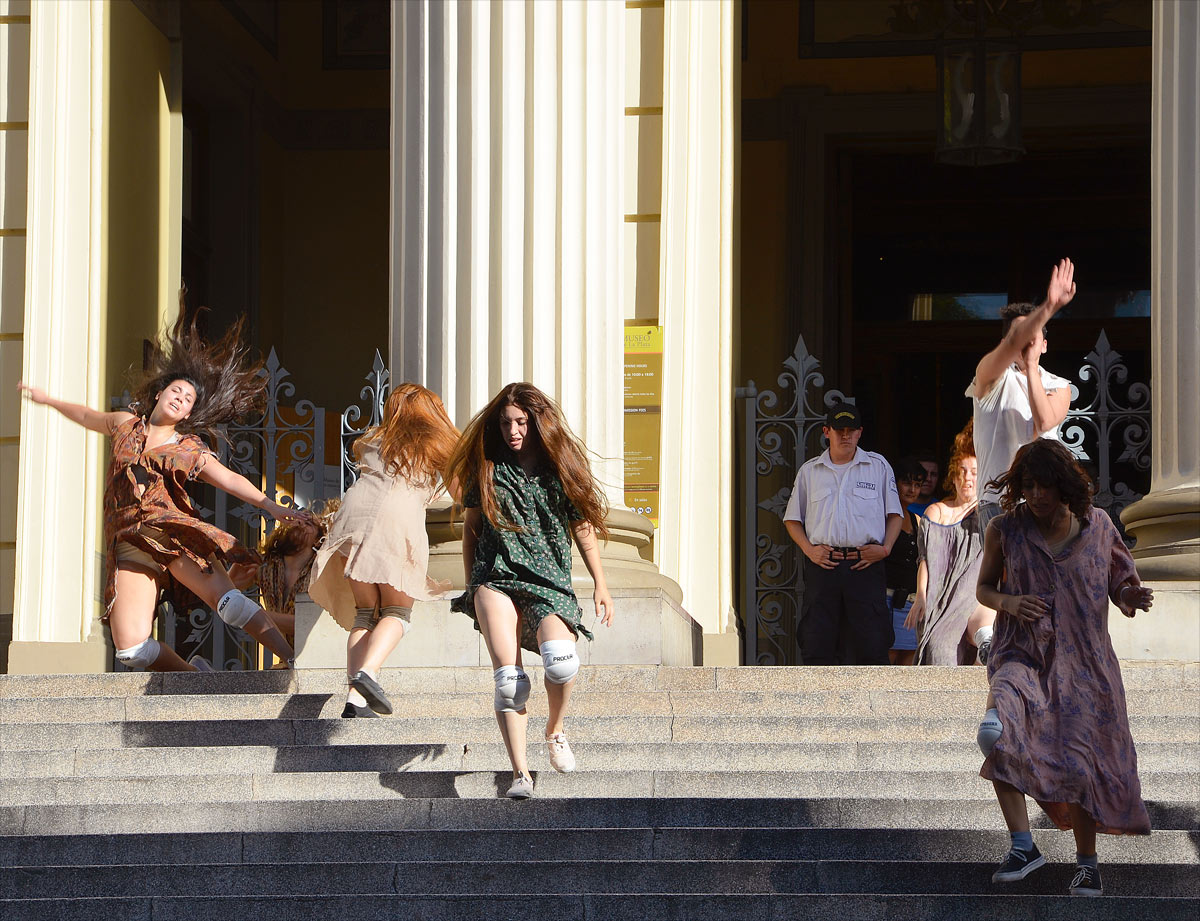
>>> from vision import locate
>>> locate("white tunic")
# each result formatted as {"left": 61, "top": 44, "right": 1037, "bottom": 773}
{"left": 784, "top": 448, "right": 903, "bottom": 547}
{"left": 968, "top": 365, "right": 1071, "bottom": 504}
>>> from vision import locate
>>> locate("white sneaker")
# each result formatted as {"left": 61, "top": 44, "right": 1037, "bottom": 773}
{"left": 546, "top": 732, "right": 576, "bottom": 773}
{"left": 505, "top": 774, "right": 534, "bottom": 799}
{"left": 188, "top": 655, "right": 215, "bottom": 672}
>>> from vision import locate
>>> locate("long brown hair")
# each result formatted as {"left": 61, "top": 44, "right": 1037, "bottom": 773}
{"left": 128, "top": 289, "right": 264, "bottom": 444}
{"left": 445, "top": 382, "right": 608, "bottom": 539}
{"left": 358, "top": 383, "right": 459, "bottom": 486}
{"left": 992, "top": 439, "right": 1093, "bottom": 525}
{"left": 942, "top": 418, "right": 976, "bottom": 499}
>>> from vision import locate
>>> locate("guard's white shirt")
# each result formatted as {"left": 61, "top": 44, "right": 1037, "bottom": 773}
{"left": 968, "top": 364, "right": 1071, "bottom": 504}
{"left": 783, "top": 448, "right": 903, "bottom": 547}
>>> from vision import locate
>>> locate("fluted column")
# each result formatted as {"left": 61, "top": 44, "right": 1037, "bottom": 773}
{"left": 390, "top": 0, "right": 624, "bottom": 499}
{"left": 391, "top": 0, "right": 682, "bottom": 605}
{"left": 1118, "top": 0, "right": 1199, "bottom": 660}
{"left": 10, "top": 0, "right": 108, "bottom": 670}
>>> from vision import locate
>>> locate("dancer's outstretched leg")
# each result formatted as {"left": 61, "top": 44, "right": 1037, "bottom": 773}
{"left": 169, "top": 556, "right": 295, "bottom": 662}
{"left": 475, "top": 585, "right": 531, "bottom": 796}
{"left": 109, "top": 567, "right": 195, "bottom": 671}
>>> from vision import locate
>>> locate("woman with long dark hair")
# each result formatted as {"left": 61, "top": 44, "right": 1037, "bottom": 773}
{"left": 446, "top": 382, "right": 614, "bottom": 798}
{"left": 975, "top": 439, "right": 1153, "bottom": 897}
{"left": 308, "top": 384, "right": 460, "bottom": 717}
{"left": 17, "top": 299, "right": 302, "bottom": 671}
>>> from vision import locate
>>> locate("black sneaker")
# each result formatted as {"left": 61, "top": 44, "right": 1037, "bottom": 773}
{"left": 1069, "top": 864, "right": 1103, "bottom": 897}
{"left": 991, "top": 845, "right": 1047, "bottom": 883}
{"left": 340, "top": 702, "right": 379, "bottom": 718}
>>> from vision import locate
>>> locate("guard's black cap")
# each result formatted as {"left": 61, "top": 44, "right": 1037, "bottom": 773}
{"left": 826, "top": 401, "right": 862, "bottom": 429}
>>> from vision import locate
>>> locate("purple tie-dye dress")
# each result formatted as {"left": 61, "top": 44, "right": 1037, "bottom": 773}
{"left": 981, "top": 505, "right": 1150, "bottom": 835}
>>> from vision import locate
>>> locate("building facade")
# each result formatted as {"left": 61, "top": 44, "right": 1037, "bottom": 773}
{"left": 1, "top": 0, "right": 1195, "bottom": 673}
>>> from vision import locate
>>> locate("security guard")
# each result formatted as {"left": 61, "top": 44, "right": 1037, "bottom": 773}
{"left": 784, "top": 402, "right": 903, "bottom": 665}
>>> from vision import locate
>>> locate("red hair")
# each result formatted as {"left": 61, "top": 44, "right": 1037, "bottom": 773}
{"left": 942, "top": 419, "right": 976, "bottom": 499}
{"left": 358, "top": 383, "right": 459, "bottom": 486}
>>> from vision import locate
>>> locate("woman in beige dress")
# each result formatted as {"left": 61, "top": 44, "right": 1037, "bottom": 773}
{"left": 308, "top": 384, "right": 459, "bottom": 717}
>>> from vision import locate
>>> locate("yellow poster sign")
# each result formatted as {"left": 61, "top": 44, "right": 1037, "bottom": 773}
{"left": 624, "top": 324, "right": 662, "bottom": 526}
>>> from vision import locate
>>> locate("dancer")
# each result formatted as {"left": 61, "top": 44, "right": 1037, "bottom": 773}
{"left": 907, "top": 421, "right": 993, "bottom": 665}
{"left": 969, "top": 258, "right": 1076, "bottom": 531}
{"left": 307, "top": 384, "right": 459, "bottom": 717}
{"left": 447, "top": 382, "right": 614, "bottom": 799}
{"left": 17, "top": 306, "right": 301, "bottom": 672}
{"left": 976, "top": 439, "right": 1153, "bottom": 897}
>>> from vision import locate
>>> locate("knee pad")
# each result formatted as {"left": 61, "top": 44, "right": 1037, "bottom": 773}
{"left": 380, "top": 605, "right": 413, "bottom": 635}
{"left": 351, "top": 606, "right": 377, "bottom": 632}
{"left": 215, "top": 589, "right": 261, "bottom": 629}
{"left": 115, "top": 637, "right": 162, "bottom": 670}
{"left": 977, "top": 707, "right": 1003, "bottom": 756}
{"left": 493, "top": 665, "right": 531, "bottom": 712}
{"left": 539, "top": 639, "right": 579, "bottom": 685}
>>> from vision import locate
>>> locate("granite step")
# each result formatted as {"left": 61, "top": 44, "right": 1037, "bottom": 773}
{"left": 2, "top": 859, "right": 1197, "bottom": 898}
{"left": 1, "top": 893, "right": 1196, "bottom": 921}
{"left": 4, "top": 827, "right": 1198, "bottom": 866}
{"left": 4, "top": 712, "right": 1197, "bottom": 752}
{"left": 2, "top": 769, "right": 1197, "bottom": 807}
{"left": 6, "top": 796, "right": 1196, "bottom": 836}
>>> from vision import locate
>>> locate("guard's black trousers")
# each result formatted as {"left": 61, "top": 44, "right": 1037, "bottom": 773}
{"left": 799, "top": 558, "right": 893, "bottom": 665}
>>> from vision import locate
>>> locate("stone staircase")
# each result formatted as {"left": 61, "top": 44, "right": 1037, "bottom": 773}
{"left": 1, "top": 663, "right": 1196, "bottom": 920}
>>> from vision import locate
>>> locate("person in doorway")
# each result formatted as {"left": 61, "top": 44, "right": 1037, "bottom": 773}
{"left": 969, "top": 258, "right": 1076, "bottom": 531}
{"left": 447, "top": 382, "right": 614, "bottom": 799}
{"left": 907, "top": 420, "right": 993, "bottom": 666}
{"left": 886, "top": 456, "right": 926, "bottom": 665}
{"left": 16, "top": 300, "right": 303, "bottom": 672}
{"left": 784, "top": 401, "right": 903, "bottom": 666}
{"left": 307, "top": 384, "right": 460, "bottom": 718}
{"left": 975, "top": 439, "right": 1153, "bottom": 897}
{"left": 909, "top": 449, "right": 940, "bottom": 517}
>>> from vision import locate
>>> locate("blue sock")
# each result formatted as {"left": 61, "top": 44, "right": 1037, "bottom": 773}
{"left": 1076, "top": 853, "right": 1098, "bottom": 869}
{"left": 1010, "top": 831, "right": 1034, "bottom": 853}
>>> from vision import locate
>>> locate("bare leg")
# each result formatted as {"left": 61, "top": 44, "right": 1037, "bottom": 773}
{"left": 169, "top": 556, "right": 295, "bottom": 662}
{"left": 357, "top": 584, "right": 415, "bottom": 676}
{"left": 475, "top": 585, "right": 529, "bottom": 779}
{"left": 109, "top": 567, "right": 194, "bottom": 672}
{"left": 1068, "top": 803, "right": 1098, "bottom": 857}
{"left": 346, "top": 581, "right": 380, "bottom": 681}
{"left": 994, "top": 780, "right": 1031, "bottom": 833}
{"left": 539, "top": 615, "right": 577, "bottom": 738}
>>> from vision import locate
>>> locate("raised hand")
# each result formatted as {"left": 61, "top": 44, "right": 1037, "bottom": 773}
{"left": 1045, "top": 258, "right": 1077, "bottom": 314}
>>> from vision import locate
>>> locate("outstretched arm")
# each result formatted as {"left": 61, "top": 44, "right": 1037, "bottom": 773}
{"left": 571, "top": 519, "right": 614, "bottom": 627}
{"left": 973, "top": 258, "right": 1076, "bottom": 399}
{"left": 17, "top": 382, "right": 134, "bottom": 435}
{"left": 196, "top": 456, "right": 308, "bottom": 524}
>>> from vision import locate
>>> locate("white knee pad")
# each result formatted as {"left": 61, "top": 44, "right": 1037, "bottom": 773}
{"left": 216, "top": 589, "right": 261, "bottom": 629}
{"left": 540, "top": 639, "right": 579, "bottom": 685}
{"left": 494, "top": 665, "right": 531, "bottom": 712}
{"left": 115, "top": 637, "right": 162, "bottom": 670}
{"left": 977, "top": 707, "right": 1003, "bottom": 756}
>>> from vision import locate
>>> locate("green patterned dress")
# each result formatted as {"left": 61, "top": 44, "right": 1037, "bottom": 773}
{"left": 451, "top": 459, "right": 592, "bottom": 653}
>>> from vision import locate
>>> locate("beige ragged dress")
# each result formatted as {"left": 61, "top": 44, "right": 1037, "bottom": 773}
{"left": 307, "top": 437, "right": 451, "bottom": 631}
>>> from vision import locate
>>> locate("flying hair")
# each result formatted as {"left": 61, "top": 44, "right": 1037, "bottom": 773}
{"left": 445, "top": 382, "right": 609, "bottom": 540}
{"left": 356, "top": 383, "right": 459, "bottom": 488}
{"left": 990, "top": 439, "right": 1094, "bottom": 525}
{"left": 128, "top": 288, "right": 265, "bottom": 445}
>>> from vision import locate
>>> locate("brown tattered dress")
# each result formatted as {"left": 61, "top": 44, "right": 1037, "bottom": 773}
{"left": 103, "top": 416, "right": 259, "bottom": 619}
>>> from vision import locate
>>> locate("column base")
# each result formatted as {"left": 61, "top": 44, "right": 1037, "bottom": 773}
{"left": 1107, "top": 581, "right": 1200, "bottom": 661}
{"left": 293, "top": 586, "right": 702, "bottom": 668}
{"left": 6, "top": 640, "right": 110, "bottom": 674}
{"left": 1120, "top": 485, "right": 1200, "bottom": 581}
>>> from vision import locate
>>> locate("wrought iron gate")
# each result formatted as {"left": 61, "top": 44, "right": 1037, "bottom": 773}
{"left": 736, "top": 330, "right": 1151, "bottom": 666}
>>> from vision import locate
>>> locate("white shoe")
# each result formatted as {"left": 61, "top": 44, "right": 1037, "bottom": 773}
{"left": 188, "top": 655, "right": 215, "bottom": 672}
{"left": 546, "top": 732, "right": 576, "bottom": 773}
{"left": 505, "top": 774, "right": 534, "bottom": 799}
